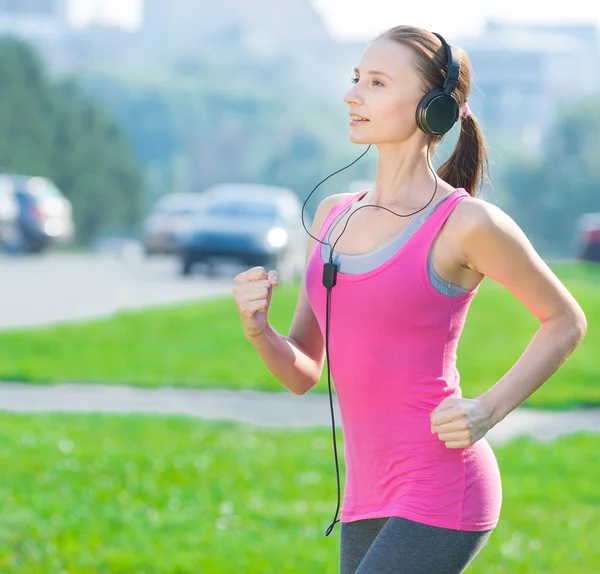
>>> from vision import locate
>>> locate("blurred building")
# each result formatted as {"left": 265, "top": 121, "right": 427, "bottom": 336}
{"left": 458, "top": 21, "right": 600, "bottom": 154}
{"left": 138, "top": 0, "right": 354, "bottom": 98}
{"left": 0, "top": 0, "right": 362, "bottom": 99}
{"left": 140, "top": 0, "right": 231, "bottom": 56}
{"left": 140, "top": 0, "right": 333, "bottom": 58}
{"left": 0, "top": 0, "right": 68, "bottom": 40}
{"left": 0, "top": 0, "right": 143, "bottom": 75}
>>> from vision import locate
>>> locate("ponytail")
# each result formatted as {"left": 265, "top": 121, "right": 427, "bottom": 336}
{"left": 437, "top": 112, "right": 489, "bottom": 197}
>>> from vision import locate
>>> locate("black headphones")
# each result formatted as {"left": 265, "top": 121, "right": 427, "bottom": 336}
{"left": 415, "top": 32, "right": 461, "bottom": 136}
{"left": 299, "top": 31, "right": 461, "bottom": 538}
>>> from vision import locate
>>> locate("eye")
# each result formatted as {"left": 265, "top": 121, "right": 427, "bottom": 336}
{"left": 350, "top": 77, "right": 384, "bottom": 86}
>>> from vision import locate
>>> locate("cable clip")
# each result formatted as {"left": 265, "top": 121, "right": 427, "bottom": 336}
{"left": 322, "top": 262, "right": 338, "bottom": 289}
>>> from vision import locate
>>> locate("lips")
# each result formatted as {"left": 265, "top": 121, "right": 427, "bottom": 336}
{"left": 349, "top": 112, "right": 369, "bottom": 121}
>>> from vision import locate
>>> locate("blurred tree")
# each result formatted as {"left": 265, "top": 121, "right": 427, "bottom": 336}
{"left": 78, "top": 53, "right": 377, "bottom": 216}
{"left": 496, "top": 96, "right": 600, "bottom": 258}
{"left": 0, "top": 38, "right": 144, "bottom": 245}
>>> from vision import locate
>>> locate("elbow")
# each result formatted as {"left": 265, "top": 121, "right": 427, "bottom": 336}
{"left": 569, "top": 309, "right": 587, "bottom": 345}
{"left": 292, "top": 378, "right": 318, "bottom": 396}
{"left": 575, "top": 311, "right": 587, "bottom": 341}
{"left": 292, "top": 360, "right": 322, "bottom": 395}
{"left": 292, "top": 384, "right": 314, "bottom": 396}
{"left": 546, "top": 309, "right": 587, "bottom": 347}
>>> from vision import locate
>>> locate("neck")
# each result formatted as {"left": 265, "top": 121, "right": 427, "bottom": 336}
{"left": 363, "top": 140, "right": 440, "bottom": 210}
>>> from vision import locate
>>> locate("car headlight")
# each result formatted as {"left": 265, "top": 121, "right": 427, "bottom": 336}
{"left": 267, "top": 227, "right": 288, "bottom": 248}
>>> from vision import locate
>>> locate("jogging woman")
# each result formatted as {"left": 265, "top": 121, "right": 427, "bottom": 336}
{"left": 232, "top": 25, "right": 587, "bottom": 573}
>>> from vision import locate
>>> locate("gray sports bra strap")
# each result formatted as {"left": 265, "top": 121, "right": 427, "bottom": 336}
{"left": 321, "top": 189, "right": 454, "bottom": 265}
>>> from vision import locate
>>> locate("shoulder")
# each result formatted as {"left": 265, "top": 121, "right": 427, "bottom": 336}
{"left": 319, "top": 192, "right": 355, "bottom": 213}
{"left": 310, "top": 192, "right": 355, "bottom": 234}
{"left": 453, "top": 195, "right": 519, "bottom": 238}
{"left": 452, "top": 195, "right": 532, "bottom": 272}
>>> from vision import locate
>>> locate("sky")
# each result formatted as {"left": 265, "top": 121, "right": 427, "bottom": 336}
{"left": 69, "top": 0, "right": 600, "bottom": 41}
{"left": 69, "top": 0, "right": 142, "bottom": 29}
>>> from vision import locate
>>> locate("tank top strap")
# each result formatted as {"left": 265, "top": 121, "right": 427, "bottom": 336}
{"left": 316, "top": 190, "right": 367, "bottom": 243}
{"left": 418, "top": 188, "right": 470, "bottom": 253}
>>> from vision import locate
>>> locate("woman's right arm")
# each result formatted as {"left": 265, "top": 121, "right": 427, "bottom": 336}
{"left": 233, "top": 193, "right": 347, "bottom": 395}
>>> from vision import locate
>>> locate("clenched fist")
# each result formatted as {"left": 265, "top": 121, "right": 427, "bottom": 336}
{"left": 232, "top": 266, "right": 280, "bottom": 339}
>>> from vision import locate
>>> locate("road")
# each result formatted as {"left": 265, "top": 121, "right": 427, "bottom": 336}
{"left": 0, "top": 251, "right": 238, "bottom": 330}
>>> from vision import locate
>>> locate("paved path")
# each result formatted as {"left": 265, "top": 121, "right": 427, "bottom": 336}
{"left": 1, "top": 382, "right": 598, "bottom": 446}
{"left": 0, "top": 252, "right": 234, "bottom": 330}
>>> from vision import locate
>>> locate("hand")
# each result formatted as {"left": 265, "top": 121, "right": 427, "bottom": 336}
{"left": 232, "top": 266, "right": 280, "bottom": 339}
{"left": 430, "top": 396, "right": 494, "bottom": 449}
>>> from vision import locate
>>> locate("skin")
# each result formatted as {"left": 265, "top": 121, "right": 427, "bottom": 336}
{"left": 286, "top": 35, "right": 587, "bottom": 447}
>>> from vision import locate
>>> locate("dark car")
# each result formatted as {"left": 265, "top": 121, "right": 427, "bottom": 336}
{"left": 0, "top": 173, "right": 74, "bottom": 254}
{"left": 179, "top": 183, "right": 308, "bottom": 281}
{"left": 576, "top": 212, "right": 600, "bottom": 263}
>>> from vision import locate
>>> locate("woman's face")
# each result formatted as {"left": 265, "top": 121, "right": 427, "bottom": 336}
{"left": 344, "top": 37, "right": 426, "bottom": 145}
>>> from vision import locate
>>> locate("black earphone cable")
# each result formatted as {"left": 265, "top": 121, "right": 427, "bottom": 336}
{"left": 300, "top": 135, "right": 440, "bottom": 536}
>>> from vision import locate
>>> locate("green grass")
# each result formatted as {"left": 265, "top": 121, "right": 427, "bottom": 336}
{"left": 0, "top": 412, "right": 597, "bottom": 573}
{"left": 0, "top": 262, "right": 597, "bottom": 409}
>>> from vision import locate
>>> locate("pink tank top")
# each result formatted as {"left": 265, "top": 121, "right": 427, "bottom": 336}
{"left": 305, "top": 188, "right": 502, "bottom": 531}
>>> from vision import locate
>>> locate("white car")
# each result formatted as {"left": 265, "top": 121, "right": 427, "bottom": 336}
{"left": 143, "top": 193, "right": 210, "bottom": 255}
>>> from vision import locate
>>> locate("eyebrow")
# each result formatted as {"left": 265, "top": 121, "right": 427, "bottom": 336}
{"left": 353, "top": 68, "right": 393, "bottom": 80}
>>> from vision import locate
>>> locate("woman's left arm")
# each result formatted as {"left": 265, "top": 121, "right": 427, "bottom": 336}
{"left": 459, "top": 199, "right": 587, "bottom": 427}
{"left": 431, "top": 199, "right": 587, "bottom": 448}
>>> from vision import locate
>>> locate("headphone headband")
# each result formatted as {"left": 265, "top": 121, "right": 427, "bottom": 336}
{"left": 432, "top": 32, "right": 460, "bottom": 95}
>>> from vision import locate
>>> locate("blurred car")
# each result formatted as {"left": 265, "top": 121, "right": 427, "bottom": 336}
{"left": 576, "top": 212, "right": 600, "bottom": 263}
{"left": 143, "top": 193, "right": 210, "bottom": 255}
{"left": 0, "top": 177, "right": 19, "bottom": 248}
{"left": 179, "top": 183, "right": 308, "bottom": 281}
{"left": 0, "top": 173, "right": 74, "bottom": 254}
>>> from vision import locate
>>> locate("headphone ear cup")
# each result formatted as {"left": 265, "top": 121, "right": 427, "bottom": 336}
{"left": 415, "top": 89, "right": 459, "bottom": 136}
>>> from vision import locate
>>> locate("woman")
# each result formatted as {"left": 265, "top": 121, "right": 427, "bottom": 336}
{"left": 232, "top": 25, "right": 587, "bottom": 573}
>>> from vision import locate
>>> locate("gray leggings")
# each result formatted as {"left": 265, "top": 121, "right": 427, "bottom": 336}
{"left": 339, "top": 516, "right": 494, "bottom": 574}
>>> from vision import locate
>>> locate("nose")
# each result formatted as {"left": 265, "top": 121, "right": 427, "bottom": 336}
{"left": 344, "top": 84, "right": 362, "bottom": 107}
